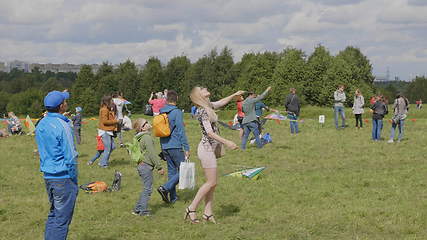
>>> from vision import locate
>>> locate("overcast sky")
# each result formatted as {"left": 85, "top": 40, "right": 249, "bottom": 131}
{"left": 0, "top": 0, "right": 426, "bottom": 80}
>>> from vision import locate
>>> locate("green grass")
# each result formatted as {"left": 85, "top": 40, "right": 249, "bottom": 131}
{"left": 1, "top": 106, "right": 426, "bottom": 239}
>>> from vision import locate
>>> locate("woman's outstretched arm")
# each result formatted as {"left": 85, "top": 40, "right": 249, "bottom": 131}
{"left": 211, "top": 90, "right": 245, "bottom": 109}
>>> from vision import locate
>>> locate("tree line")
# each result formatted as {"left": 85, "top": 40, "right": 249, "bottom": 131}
{"left": 1, "top": 45, "right": 425, "bottom": 117}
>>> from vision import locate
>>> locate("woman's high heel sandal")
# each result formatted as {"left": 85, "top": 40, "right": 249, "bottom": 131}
{"left": 184, "top": 207, "right": 200, "bottom": 224}
{"left": 202, "top": 214, "right": 216, "bottom": 224}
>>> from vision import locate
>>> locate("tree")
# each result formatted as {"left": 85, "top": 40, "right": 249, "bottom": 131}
{"left": 272, "top": 48, "right": 308, "bottom": 106}
{"left": 306, "top": 45, "right": 333, "bottom": 105}
{"left": 137, "top": 57, "right": 164, "bottom": 109}
{"left": 406, "top": 76, "right": 427, "bottom": 102}
{"left": 71, "top": 65, "right": 98, "bottom": 115}
{"left": 164, "top": 56, "right": 192, "bottom": 108}
{"left": 337, "top": 46, "right": 375, "bottom": 85}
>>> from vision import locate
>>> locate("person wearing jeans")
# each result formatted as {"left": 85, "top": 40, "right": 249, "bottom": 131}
{"left": 160, "top": 148, "right": 185, "bottom": 203}
{"left": 92, "top": 96, "right": 118, "bottom": 168}
{"left": 44, "top": 179, "right": 78, "bottom": 239}
{"left": 285, "top": 88, "right": 301, "bottom": 135}
{"left": 35, "top": 90, "right": 79, "bottom": 240}
{"left": 99, "top": 133, "right": 115, "bottom": 167}
{"left": 389, "top": 120, "right": 404, "bottom": 142}
{"left": 388, "top": 94, "right": 408, "bottom": 143}
{"left": 333, "top": 85, "right": 346, "bottom": 129}
{"left": 157, "top": 90, "right": 190, "bottom": 204}
{"left": 241, "top": 87, "right": 272, "bottom": 150}
{"left": 241, "top": 121, "right": 263, "bottom": 149}
{"left": 371, "top": 95, "right": 388, "bottom": 141}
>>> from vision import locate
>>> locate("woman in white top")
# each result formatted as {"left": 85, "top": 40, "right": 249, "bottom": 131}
{"left": 352, "top": 89, "right": 365, "bottom": 129}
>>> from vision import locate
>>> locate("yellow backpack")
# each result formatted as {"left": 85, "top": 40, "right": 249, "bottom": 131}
{"left": 152, "top": 109, "right": 176, "bottom": 137}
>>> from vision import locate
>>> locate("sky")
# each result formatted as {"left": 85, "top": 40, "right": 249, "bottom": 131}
{"left": 0, "top": 0, "right": 426, "bottom": 80}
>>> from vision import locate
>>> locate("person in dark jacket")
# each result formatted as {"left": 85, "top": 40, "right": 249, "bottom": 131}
{"left": 371, "top": 95, "right": 388, "bottom": 141}
{"left": 71, "top": 107, "right": 82, "bottom": 144}
{"left": 285, "top": 88, "right": 301, "bottom": 134}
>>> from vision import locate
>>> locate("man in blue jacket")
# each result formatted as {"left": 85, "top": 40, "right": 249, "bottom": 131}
{"left": 35, "top": 90, "right": 78, "bottom": 240}
{"left": 157, "top": 90, "right": 190, "bottom": 204}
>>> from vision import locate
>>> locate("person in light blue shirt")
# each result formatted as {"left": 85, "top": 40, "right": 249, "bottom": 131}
{"left": 35, "top": 90, "right": 78, "bottom": 240}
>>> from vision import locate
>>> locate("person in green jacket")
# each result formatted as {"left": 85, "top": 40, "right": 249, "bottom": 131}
{"left": 241, "top": 86, "right": 272, "bottom": 149}
{"left": 132, "top": 118, "right": 164, "bottom": 216}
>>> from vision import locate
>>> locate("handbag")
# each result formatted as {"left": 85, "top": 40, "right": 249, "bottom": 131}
{"left": 214, "top": 143, "right": 225, "bottom": 158}
{"left": 178, "top": 158, "right": 196, "bottom": 190}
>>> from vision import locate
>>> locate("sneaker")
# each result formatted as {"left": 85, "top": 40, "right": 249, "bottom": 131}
{"left": 157, "top": 186, "right": 170, "bottom": 203}
{"left": 387, "top": 139, "right": 394, "bottom": 143}
{"left": 87, "top": 161, "right": 94, "bottom": 166}
{"left": 140, "top": 211, "right": 152, "bottom": 217}
{"left": 120, "top": 143, "right": 125, "bottom": 148}
{"left": 131, "top": 211, "right": 141, "bottom": 216}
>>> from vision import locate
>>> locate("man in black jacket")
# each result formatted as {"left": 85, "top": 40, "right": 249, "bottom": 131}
{"left": 285, "top": 88, "right": 301, "bottom": 134}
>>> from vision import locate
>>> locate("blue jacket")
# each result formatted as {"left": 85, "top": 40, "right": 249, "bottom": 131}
{"left": 159, "top": 104, "right": 190, "bottom": 151}
{"left": 35, "top": 113, "right": 78, "bottom": 183}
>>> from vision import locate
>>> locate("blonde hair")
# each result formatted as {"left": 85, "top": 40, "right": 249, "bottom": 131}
{"left": 133, "top": 118, "right": 147, "bottom": 131}
{"left": 190, "top": 87, "right": 218, "bottom": 122}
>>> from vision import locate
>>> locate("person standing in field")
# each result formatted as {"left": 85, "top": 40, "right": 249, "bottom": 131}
{"left": 333, "top": 85, "right": 346, "bottom": 129}
{"left": 112, "top": 92, "right": 125, "bottom": 148}
{"left": 131, "top": 118, "right": 165, "bottom": 216}
{"left": 157, "top": 90, "right": 190, "bottom": 204}
{"left": 352, "top": 89, "right": 365, "bottom": 129}
{"left": 35, "top": 90, "right": 78, "bottom": 240}
{"left": 388, "top": 94, "right": 409, "bottom": 143}
{"left": 186, "top": 87, "right": 242, "bottom": 224}
{"left": 88, "top": 96, "right": 118, "bottom": 168}
{"left": 241, "top": 87, "right": 272, "bottom": 150}
{"left": 371, "top": 95, "right": 388, "bottom": 141}
{"left": 285, "top": 88, "right": 301, "bottom": 135}
{"left": 148, "top": 92, "right": 167, "bottom": 116}
{"left": 71, "top": 107, "right": 82, "bottom": 144}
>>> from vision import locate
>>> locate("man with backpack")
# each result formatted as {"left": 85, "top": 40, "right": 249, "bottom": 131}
{"left": 388, "top": 93, "right": 409, "bottom": 143}
{"left": 156, "top": 90, "right": 190, "bottom": 204}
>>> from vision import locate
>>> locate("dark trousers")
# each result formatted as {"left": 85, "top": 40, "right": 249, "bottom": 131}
{"left": 355, "top": 114, "right": 363, "bottom": 128}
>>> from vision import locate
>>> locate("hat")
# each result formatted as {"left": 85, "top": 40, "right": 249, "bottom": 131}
{"left": 76, "top": 107, "right": 82, "bottom": 112}
{"left": 44, "top": 91, "right": 70, "bottom": 108}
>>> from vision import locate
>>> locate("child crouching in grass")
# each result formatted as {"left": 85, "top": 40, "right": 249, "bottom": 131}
{"left": 132, "top": 118, "right": 164, "bottom": 216}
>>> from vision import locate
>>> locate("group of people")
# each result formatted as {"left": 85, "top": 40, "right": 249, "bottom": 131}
{"left": 34, "top": 83, "right": 416, "bottom": 239}
{"left": 0, "top": 112, "right": 23, "bottom": 137}
{"left": 333, "top": 85, "right": 409, "bottom": 142}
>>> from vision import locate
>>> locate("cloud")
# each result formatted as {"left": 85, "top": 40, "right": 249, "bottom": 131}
{"left": 0, "top": 0, "right": 426, "bottom": 79}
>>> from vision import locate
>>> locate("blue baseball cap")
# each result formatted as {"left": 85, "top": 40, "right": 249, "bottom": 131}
{"left": 44, "top": 91, "right": 70, "bottom": 108}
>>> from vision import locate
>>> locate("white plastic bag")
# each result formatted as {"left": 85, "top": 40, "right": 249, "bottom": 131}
{"left": 178, "top": 159, "right": 196, "bottom": 190}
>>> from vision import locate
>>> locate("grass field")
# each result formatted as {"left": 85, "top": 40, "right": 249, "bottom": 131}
{"left": 1, "top": 106, "right": 426, "bottom": 239}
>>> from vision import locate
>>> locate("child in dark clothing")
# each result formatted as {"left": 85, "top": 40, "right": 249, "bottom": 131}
{"left": 71, "top": 107, "right": 82, "bottom": 144}
{"left": 371, "top": 95, "right": 388, "bottom": 141}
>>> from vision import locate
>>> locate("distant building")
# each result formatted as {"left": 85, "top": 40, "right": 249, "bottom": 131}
{"left": 7, "top": 60, "right": 30, "bottom": 72}
{"left": 0, "top": 62, "right": 6, "bottom": 72}
{"left": 31, "top": 63, "right": 81, "bottom": 73}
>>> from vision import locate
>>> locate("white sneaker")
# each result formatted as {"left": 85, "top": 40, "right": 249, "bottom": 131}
{"left": 387, "top": 139, "right": 394, "bottom": 143}
{"left": 250, "top": 139, "right": 256, "bottom": 145}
